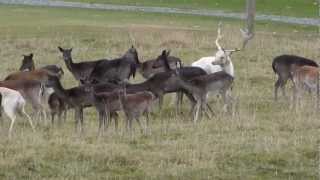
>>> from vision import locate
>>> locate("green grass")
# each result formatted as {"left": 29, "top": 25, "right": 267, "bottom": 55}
{"left": 0, "top": 5, "right": 319, "bottom": 179}
{"left": 64, "top": 0, "right": 319, "bottom": 18}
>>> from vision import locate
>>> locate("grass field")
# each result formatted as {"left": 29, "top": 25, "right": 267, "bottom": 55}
{"left": 64, "top": 0, "right": 319, "bottom": 18}
{"left": 0, "top": 5, "right": 319, "bottom": 179}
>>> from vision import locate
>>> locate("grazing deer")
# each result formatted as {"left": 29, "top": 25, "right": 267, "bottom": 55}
{"left": 58, "top": 46, "right": 107, "bottom": 84}
{"left": 0, "top": 80, "right": 46, "bottom": 122}
{"left": 19, "top": 53, "right": 35, "bottom": 71}
{"left": 272, "top": 55, "right": 318, "bottom": 101}
{"left": 0, "top": 87, "right": 35, "bottom": 137}
{"left": 291, "top": 65, "right": 319, "bottom": 108}
{"left": 138, "top": 51, "right": 182, "bottom": 79}
{"left": 87, "top": 46, "right": 140, "bottom": 84}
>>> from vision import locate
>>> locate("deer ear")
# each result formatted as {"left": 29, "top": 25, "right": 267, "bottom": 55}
{"left": 29, "top": 53, "right": 33, "bottom": 58}
{"left": 58, "top": 46, "right": 63, "bottom": 52}
{"left": 161, "top": 50, "right": 166, "bottom": 56}
{"left": 70, "top": 48, "right": 73, "bottom": 52}
{"left": 166, "top": 50, "right": 171, "bottom": 57}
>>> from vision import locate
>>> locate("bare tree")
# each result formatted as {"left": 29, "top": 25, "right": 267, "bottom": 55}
{"left": 240, "top": 0, "right": 255, "bottom": 49}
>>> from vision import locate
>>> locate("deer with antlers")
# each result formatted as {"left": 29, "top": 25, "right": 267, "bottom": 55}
{"left": 188, "top": 1, "right": 255, "bottom": 121}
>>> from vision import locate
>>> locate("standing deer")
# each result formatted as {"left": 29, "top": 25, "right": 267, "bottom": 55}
{"left": 46, "top": 76, "right": 122, "bottom": 133}
{"left": 138, "top": 52, "right": 182, "bottom": 79}
{"left": 58, "top": 46, "right": 107, "bottom": 84}
{"left": 188, "top": 0, "right": 256, "bottom": 122}
{"left": 118, "top": 88, "right": 155, "bottom": 134}
{"left": 291, "top": 65, "right": 319, "bottom": 109}
{"left": 87, "top": 46, "right": 140, "bottom": 84}
{"left": 272, "top": 55, "right": 318, "bottom": 101}
{"left": 0, "top": 87, "right": 35, "bottom": 137}
{"left": 0, "top": 80, "right": 46, "bottom": 122}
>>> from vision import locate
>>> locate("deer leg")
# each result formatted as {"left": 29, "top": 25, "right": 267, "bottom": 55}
{"left": 145, "top": 112, "right": 150, "bottom": 134}
{"left": 74, "top": 108, "right": 81, "bottom": 133}
{"left": 21, "top": 107, "right": 35, "bottom": 132}
{"left": 135, "top": 117, "right": 144, "bottom": 134}
{"left": 7, "top": 108, "right": 16, "bottom": 138}
{"left": 176, "top": 91, "right": 183, "bottom": 114}
{"left": 79, "top": 108, "right": 84, "bottom": 133}
{"left": 158, "top": 95, "right": 163, "bottom": 110}
{"left": 111, "top": 112, "right": 119, "bottom": 131}
{"left": 51, "top": 112, "right": 55, "bottom": 127}
{"left": 98, "top": 110, "right": 104, "bottom": 136}
{"left": 193, "top": 100, "right": 201, "bottom": 124}
{"left": 206, "top": 103, "right": 215, "bottom": 116}
{"left": 57, "top": 109, "right": 63, "bottom": 126}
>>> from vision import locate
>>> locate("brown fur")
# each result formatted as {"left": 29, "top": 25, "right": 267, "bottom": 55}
{"left": 292, "top": 65, "right": 319, "bottom": 108}
{"left": 5, "top": 69, "right": 60, "bottom": 83}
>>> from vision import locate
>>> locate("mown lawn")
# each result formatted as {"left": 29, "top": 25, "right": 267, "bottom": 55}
{"left": 0, "top": 5, "right": 319, "bottom": 180}
{"left": 64, "top": 0, "right": 319, "bottom": 17}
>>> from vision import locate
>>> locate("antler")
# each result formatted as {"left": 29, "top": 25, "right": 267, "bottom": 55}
{"left": 215, "top": 22, "right": 223, "bottom": 51}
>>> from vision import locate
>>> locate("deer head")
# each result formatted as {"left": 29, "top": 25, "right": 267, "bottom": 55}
{"left": 212, "top": 21, "right": 254, "bottom": 67}
{"left": 20, "top": 53, "right": 35, "bottom": 71}
{"left": 58, "top": 46, "right": 72, "bottom": 62}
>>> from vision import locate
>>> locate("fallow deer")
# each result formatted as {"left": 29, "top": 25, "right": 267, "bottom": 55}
{"left": 291, "top": 65, "right": 319, "bottom": 109}
{"left": 87, "top": 46, "right": 140, "bottom": 84}
{"left": 19, "top": 53, "right": 35, "bottom": 71}
{"left": 0, "top": 87, "right": 35, "bottom": 137}
{"left": 138, "top": 51, "right": 182, "bottom": 79}
{"left": 0, "top": 80, "right": 46, "bottom": 122}
{"left": 58, "top": 46, "right": 107, "bottom": 84}
{"left": 272, "top": 55, "right": 318, "bottom": 101}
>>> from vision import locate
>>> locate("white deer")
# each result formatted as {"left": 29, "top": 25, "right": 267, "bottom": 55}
{"left": 192, "top": 22, "right": 253, "bottom": 77}
{"left": 0, "top": 87, "right": 35, "bottom": 137}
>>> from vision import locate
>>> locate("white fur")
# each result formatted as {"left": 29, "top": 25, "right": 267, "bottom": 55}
{"left": 0, "top": 87, "right": 35, "bottom": 137}
{"left": 192, "top": 50, "right": 234, "bottom": 77}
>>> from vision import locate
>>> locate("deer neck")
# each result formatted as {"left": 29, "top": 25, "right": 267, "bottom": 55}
{"left": 64, "top": 57, "right": 75, "bottom": 72}
{"left": 222, "top": 60, "right": 234, "bottom": 77}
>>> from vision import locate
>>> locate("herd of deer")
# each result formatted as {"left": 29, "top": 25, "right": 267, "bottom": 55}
{"left": 0, "top": 23, "right": 318, "bottom": 137}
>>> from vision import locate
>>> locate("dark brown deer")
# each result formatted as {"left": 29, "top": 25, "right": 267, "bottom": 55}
{"left": 19, "top": 53, "right": 35, "bottom": 71}
{"left": 48, "top": 92, "right": 68, "bottom": 126}
{"left": 87, "top": 46, "right": 140, "bottom": 84}
{"left": 58, "top": 46, "right": 107, "bottom": 84}
{"left": 46, "top": 76, "right": 121, "bottom": 133}
{"left": 138, "top": 51, "right": 182, "bottom": 79}
{"left": 19, "top": 53, "right": 64, "bottom": 77}
{"left": 272, "top": 55, "right": 318, "bottom": 101}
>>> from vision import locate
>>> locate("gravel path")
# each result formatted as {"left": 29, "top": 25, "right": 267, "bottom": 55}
{"left": 1, "top": 0, "right": 319, "bottom": 26}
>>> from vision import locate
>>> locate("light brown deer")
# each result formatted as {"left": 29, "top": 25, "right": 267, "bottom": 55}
{"left": 291, "top": 65, "right": 319, "bottom": 109}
